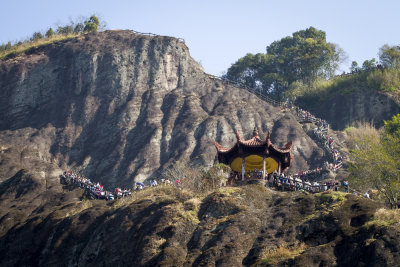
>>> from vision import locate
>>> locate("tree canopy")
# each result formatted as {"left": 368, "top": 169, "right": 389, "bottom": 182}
{"left": 379, "top": 44, "right": 400, "bottom": 70}
{"left": 384, "top": 114, "right": 400, "bottom": 136}
{"left": 349, "top": 118, "right": 400, "bottom": 209}
{"left": 226, "top": 27, "right": 345, "bottom": 100}
{"left": 84, "top": 15, "right": 100, "bottom": 33}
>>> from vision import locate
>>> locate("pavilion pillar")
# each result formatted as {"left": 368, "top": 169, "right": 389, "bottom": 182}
{"left": 278, "top": 161, "right": 281, "bottom": 175}
{"left": 241, "top": 157, "right": 245, "bottom": 181}
{"left": 262, "top": 155, "right": 266, "bottom": 180}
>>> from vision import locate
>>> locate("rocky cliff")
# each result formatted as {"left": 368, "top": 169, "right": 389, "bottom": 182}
{"left": 0, "top": 30, "right": 327, "bottom": 186}
{"left": 298, "top": 90, "right": 400, "bottom": 131}
{"left": 1, "top": 30, "right": 399, "bottom": 267}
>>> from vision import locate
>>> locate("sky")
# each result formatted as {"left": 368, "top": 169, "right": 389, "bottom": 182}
{"left": 1, "top": 0, "right": 399, "bottom": 76}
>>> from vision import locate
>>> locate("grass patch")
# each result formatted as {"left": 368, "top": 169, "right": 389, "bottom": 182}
{"left": 261, "top": 242, "right": 308, "bottom": 264}
{"left": 216, "top": 187, "right": 242, "bottom": 196}
{"left": 0, "top": 33, "right": 80, "bottom": 60}
{"left": 55, "top": 199, "right": 93, "bottom": 219}
{"left": 294, "top": 69, "right": 400, "bottom": 110}
{"left": 317, "top": 191, "right": 347, "bottom": 214}
{"left": 180, "top": 209, "right": 200, "bottom": 224}
{"left": 112, "top": 185, "right": 194, "bottom": 209}
{"left": 179, "top": 197, "right": 203, "bottom": 224}
{"left": 365, "top": 238, "right": 377, "bottom": 246}
{"left": 364, "top": 208, "right": 400, "bottom": 228}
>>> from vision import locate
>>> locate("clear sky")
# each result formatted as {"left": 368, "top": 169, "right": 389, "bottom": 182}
{"left": 1, "top": 0, "right": 399, "bottom": 75}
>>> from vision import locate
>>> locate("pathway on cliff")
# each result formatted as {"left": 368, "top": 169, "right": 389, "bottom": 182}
{"left": 208, "top": 74, "right": 345, "bottom": 176}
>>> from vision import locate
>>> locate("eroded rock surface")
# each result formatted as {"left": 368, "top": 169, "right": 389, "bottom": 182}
{"left": 299, "top": 90, "right": 400, "bottom": 130}
{"left": 0, "top": 30, "right": 327, "bottom": 186}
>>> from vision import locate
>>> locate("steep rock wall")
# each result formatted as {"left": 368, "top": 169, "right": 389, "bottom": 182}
{"left": 305, "top": 90, "right": 400, "bottom": 130}
{"left": 0, "top": 30, "right": 327, "bottom": 186}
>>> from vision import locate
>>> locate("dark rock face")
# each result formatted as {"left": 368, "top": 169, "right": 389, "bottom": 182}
{"left": 305, "top": 91, "right": 400, "bottom": 130}
{"left": 0, "top": 30, "right": 327, "bottom": 186}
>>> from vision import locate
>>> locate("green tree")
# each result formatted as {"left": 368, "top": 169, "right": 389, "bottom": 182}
{"left": 30, "top": 32, "right": 43, "bottom": 42}
{"left": 350, "top": 61, "right": 360, "bottom": 73}
{"left": 227, "top": 27, "right": 345, "bottom": 100}
{"left": 45, "top": 28, "right": 54, "bottom": 38}
{"left": 84, "top": 15, "right": 100, "bottom": 32}
{"left": 384, "top": 114, "right": 400, "bottom": 136}
{"left": 5, "top": 41, "right": 11, "bottom": 50}
{"left": 57, "top": 25, "right": 74, "bottom": 35}
{"left": 349, "top": 124, "right": 400, "bottom": 209}
{"left": 362, "top": 58, "right": 377, "bottom": 71}
{"left": 200, "top": 163, "right": 230, "bottom": 190}
{"left": 74, "top": 23, "right": 84, "bottom": 33}
{"left": 367, "top": 68, "right": 400, "bottom": 92}
{"left": 379, "top": 44, "right": 400, "bottom": 69}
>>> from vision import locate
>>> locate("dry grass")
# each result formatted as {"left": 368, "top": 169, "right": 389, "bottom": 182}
{"left": 180, "top": 197, "right": 203, "bottom": 224}
{"left": 344, "top": 122, "right": 381, "bottom": 149}
{"left": 317, "top": 191, "right": 347, "bottom": 214}
{"left": 365, "top": 238, "right": 377, "bottom": 246}
{"left": 179, "top": 209, "right": 200, "bottom": 224}
{"left": 184, "top": 197, "right": 202, "bottom": 211}
{"left": 0, "top": 33, "right": 80, "bottom": 60}
{"left": 150, "top": 237, "right": 167, "bottom": 256}
{"left": 216, "top": 187, "right": 242, "bottom": 196}
{"left": 54, "top": 200, "right": 93, "bottom": 219}
{"left": 364, "top": 208, "right": 400, "bottom": 228}
{"left": 261, "top": 242, "right": 308, "bottom": 264}
{"left": 112, "top": 185, "right": 194, "bottom": 209}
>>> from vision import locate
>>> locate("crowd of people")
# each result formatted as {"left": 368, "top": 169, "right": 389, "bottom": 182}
{"left": 60, "top": 172, "right": 184, "bottom": 201}
{"left": 271, "top": 170, "right": 337, "bottom": 193}
{"left": 292, "top": 107, "right": 344, "bottom": 179}
{"left": 296, "top": 108, "right": 318, "bottom": 123}
{"left": 269, "top": 171, "right": 373, "bottom": 198}
{"left": 313, "top": 120, "right": 343, "bottom": 171}
{"left": 61, "top": 171, "right": 135, "bottom": 200}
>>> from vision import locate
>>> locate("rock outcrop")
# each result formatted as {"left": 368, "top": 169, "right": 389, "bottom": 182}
{"left": 1, "top": 30, "right": 327, "bottom": 186}
{"left": 299, "top": 90, "right": 400, "bottom": 130}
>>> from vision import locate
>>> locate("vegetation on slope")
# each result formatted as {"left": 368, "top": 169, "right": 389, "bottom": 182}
{"left": 225, "top": 27, "right": 346, "bottom": 101}
{"left": 347, "top": 115, "right": 400, "bottom": 209}
{"left": 226, "top": 27, "right": 400, "bottom": 106}
{"left": 292, "top": 66, "right": 400, "bottom": 108}
{"left": 1, "top": 173, "right": 398, "bottom": 266}
{"left": 0, "top": 15, "right": 103, "bottom": 60}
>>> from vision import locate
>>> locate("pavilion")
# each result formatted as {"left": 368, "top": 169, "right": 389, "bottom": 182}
{"left": 214, "top": 127, "right": 293, "bottom": 182}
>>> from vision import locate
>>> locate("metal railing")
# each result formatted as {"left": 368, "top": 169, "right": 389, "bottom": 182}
{"left": 131, "top": 30, "right": 185, "bottom": 44}
{"left": 207, "top": 74, "right": 283, "bottom": 107}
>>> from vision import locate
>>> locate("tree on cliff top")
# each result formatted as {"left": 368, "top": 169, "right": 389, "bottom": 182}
{"left": 84, "top": 15, "right": 100, "bottom": 33}
{"left": 379, "top": 44, "right": 400, "bottom": 70}
{"left": 226, "top": 27, "right": 345, "bottom": 100}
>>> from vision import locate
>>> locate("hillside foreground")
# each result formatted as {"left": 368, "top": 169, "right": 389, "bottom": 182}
{"left": 0, "top": 168, "right": 399, "bottom": 266}
{"left": 1, "top": 30, "right": 400, "bottom": 266}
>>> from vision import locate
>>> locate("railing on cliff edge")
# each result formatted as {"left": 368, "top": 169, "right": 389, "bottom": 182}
{"left": 207, "top": 74, "right": 283, "bottom": 107}
{"left": 131, "top": 30, "right": 185, "bottom": 44}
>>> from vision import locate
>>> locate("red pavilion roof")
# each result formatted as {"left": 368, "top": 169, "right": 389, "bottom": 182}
{"left": 215, "top": 129, "right": 292, "bottom": 154}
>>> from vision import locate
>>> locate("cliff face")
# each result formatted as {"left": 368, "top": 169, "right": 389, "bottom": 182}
{"left": 301, "top": 90, "right": 400, "bottom": 130}
{"left": 0, "top": 30, "right": 326, "bottom": 186}
{"left": 1, "top": 31, "right": 399, "bottom": 267}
